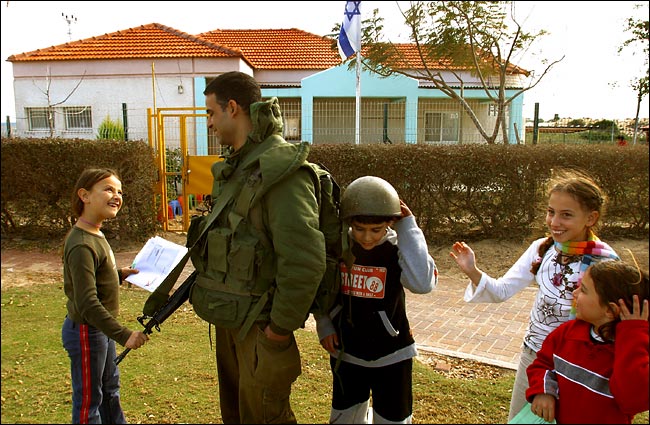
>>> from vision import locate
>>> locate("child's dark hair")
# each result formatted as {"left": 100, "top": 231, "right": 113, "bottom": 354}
{"left": 588, "top": 259, "right": 649, "bottom": 341}
{"left": 530, "top": 168, "right": 606, "bottom": 275}
{"left": 71, "top": 168, "right": 120, "bottom": 218}
{"left": 351, "top": 215, "right": 398, "bottom": 225}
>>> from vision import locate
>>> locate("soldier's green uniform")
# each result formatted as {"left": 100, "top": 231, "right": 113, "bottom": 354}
{"left": 190, "top": 97, "right": 326, "bottom": 423}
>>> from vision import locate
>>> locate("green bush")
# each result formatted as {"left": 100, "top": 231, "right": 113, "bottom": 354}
{"left": 2, "top": 138, "right": 647, "bottom": 246}
{"left": 97, "top": 115, "right": 125, "bottom": 141}
{"left": 1, "top": 137, "right": 157, "bottom": 243}
{"left": 308, "top": 143, "right": 649, "bottom": 242}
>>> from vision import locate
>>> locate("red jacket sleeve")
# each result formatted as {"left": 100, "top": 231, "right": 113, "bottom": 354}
{"left": 526, "top": 322, "right": 567, "bottom": 401}
{"left": 610, "top": 320, "right": 650, "bottom": 415}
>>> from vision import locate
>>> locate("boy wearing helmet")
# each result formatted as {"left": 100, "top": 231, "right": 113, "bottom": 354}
{"left": 315, "top": 175, "right": 439, "bottom": 424}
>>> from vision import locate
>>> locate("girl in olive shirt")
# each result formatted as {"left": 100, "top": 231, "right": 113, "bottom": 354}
{"left": 62, "top": 168, "right": 148, "bottom": 424}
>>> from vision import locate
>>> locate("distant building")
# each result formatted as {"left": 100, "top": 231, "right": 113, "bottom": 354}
{"left": 639, "top": 125, "right": 649, "bottom": 143}
{"left": 7, "top": 24, "right": 530, "bottom": 147}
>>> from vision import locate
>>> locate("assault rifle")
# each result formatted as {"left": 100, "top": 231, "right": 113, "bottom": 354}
{"left": 114, "top": 270, "right": 198, "bottom": 365}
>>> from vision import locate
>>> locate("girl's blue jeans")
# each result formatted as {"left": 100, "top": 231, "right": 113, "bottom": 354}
{"left": 62, "top": 316, "right": 126, "bottom": 424}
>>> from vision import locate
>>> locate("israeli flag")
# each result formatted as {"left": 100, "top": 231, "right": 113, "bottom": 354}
{"left": 338, "top": 1, "right": 361, "bottom": 60}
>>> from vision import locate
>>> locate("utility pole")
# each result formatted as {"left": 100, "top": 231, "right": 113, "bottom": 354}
{"left": 62, "top": 13, "right": 77, "bottom": 41}
{"left": 532, "top": 103, "right": 539, "bottom": 145}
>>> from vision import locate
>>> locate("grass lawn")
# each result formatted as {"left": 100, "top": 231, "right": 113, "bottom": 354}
{"left": 1, "top": 281, "right": 647, "bottom": 424}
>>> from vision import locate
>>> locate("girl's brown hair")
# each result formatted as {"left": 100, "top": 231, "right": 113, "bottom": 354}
{"left": 71, "top": 168, "right": 120, "bottom": 218}
{"left": 530, "top": 168, "right": 607, "bottom": 275}
{"left": 589, "top": 259, "right": 650, "bottom": 341}
{"left": 547, "top": 168, "right": 606, "bottom": 224}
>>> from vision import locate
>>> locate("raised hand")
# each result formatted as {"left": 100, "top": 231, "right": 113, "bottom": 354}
{"left": 619, "top": 294, "right": 649, "bottom": 321}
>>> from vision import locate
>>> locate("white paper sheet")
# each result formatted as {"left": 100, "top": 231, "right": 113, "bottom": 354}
{"left": 125, "top": 236, "right": 188, "bottom": 292}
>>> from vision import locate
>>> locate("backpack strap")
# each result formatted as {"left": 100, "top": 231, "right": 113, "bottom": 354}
{"left": 204, "top": 140, "right": 289, "bottom": 340}
{"left": 230, "top": 161, "right": 320, "bottom": 341}
{"left": 229, "top": 166, "right": 278, "bottom": 341}
{"left": 231, "top": 167, "right": 272, "bottom": 249}
{"left": 238, "top": 286, "right": 275, "bottom": 341}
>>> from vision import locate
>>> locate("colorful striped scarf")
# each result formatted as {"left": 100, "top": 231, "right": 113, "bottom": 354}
{"left": 554, "top": 232, "right": 619, "bottom": 320}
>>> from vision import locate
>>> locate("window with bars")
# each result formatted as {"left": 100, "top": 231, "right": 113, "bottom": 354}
{"left": 278, "top": 99, "right": 301, "bottom": 140}
{"left": 64, "top": 106, "right": 92, "bottom": 130}
{"left": 27, "top": 107, "right": 50, "bottom": 131}
{"left": 424, "top": 111, "right": 459, "bottom": 143}
{"left": 488, "top": 103, "right": 510, "bottom": 117}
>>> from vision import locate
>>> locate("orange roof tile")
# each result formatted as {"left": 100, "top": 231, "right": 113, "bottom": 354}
{"left": 363, "top": 43, "right": 459, "bottom": 70}
{"left": 362, "top": 43, "right": 529, "bottom": 76}
{"left": 7, "top": 23, "right": 244, "bottom": 62}
{"left": 198, "top": 28, "right": 341, "bottom": 69}
{"left": 7, "top": 24, "right": 527, "bottom": 76}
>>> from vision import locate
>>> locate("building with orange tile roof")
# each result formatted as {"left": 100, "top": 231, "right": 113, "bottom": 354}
{"left": 7, "top": 24, "right": 529, "bottom": 147}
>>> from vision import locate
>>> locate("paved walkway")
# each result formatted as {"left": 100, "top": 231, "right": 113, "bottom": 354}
{"left": 1, "top": 248, "right": 535, "bottom": 370}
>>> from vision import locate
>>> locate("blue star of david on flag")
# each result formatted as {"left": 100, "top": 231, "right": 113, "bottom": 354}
{"left": 338, "top": 1, "right": 361, "bottom": 61}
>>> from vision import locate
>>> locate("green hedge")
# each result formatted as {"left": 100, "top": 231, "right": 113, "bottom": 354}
{"left": 1, "top": 137, "right": 157, "bottom": 243}
{"left": 2, "top": 138, "right": 648, "bottom": 245}
{"left": 308, "top": 143, "right": 649, "bottom": 242}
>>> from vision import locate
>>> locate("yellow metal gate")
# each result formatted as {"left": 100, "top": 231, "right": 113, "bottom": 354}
{"left": 148, "top": 107, "right": 224, "bottom": 232}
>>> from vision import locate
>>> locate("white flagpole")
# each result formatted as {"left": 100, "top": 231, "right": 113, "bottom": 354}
{"left": 355, "top": 51, "right": 361, "bottom": 145}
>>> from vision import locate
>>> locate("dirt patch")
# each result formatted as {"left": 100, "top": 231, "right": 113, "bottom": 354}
{"left": 416, "top": 350, "right": 512, "bottom": 380}
{"left": 1, "top": 270, "right": 62, "bottom": 289}
{"left": 1, "top": 232, "right": 647, "bottom": 289}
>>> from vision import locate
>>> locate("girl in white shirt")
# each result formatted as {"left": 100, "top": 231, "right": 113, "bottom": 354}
{"left": 450, "top": 168, "right": 618, "bottom": 421}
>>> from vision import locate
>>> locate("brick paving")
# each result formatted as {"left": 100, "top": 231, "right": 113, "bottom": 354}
{"left": 407, "top": 279, "right": 534, "bottom": 369}
{"left": 1, "top": 248, "right": 535, "bottom": 370}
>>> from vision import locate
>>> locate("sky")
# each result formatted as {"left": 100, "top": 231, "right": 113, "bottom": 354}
{"left": 1, "top": 1, "right": 648, "bottom": 122}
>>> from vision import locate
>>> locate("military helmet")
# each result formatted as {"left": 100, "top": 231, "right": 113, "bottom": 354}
{"left": 340, "top": 176, "right": 401, "bottom": 221}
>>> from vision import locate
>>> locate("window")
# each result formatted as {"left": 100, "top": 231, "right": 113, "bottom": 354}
{"left": 425, "top": 112, "right": 442, "bottom": 142}
{"left": 424, "top": 111, "right": 459, "bottom": 143}
{"left": 278, "top": 98, "right": 301, "bottom": 141}
{"left": 64, "top": 106, "right": 92, "bottom": 130}
{"left": 27, "top": 107, "right": 50, "bottom": 131}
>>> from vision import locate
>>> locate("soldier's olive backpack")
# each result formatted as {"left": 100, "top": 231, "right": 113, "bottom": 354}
{"left": 143, "top": 159, "right": 349, "bottom": 329}
{"left": 299, "top": 163, "right": 350, "bottom": 317}
{"left": 143, "top": 149, "right": 353, "bottom": 330}
{"left": 245, "top": 162, "right": 350, "bottom": 319}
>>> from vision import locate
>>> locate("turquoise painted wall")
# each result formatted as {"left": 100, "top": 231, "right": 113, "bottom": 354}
{"left": 198, "top": 65, "right": 526, "bottom": 144}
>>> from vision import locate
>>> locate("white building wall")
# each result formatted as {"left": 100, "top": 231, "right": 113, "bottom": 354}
{"left": 14, "top": 75, "right": 188, "bottom": 140}
{"left": 11, "top": 58, "right": 250, "bottom": 140}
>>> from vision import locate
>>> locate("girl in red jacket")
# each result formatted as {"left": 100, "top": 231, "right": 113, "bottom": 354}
{"left": 526, "top": 259, "right": 649, "bottom": 424}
